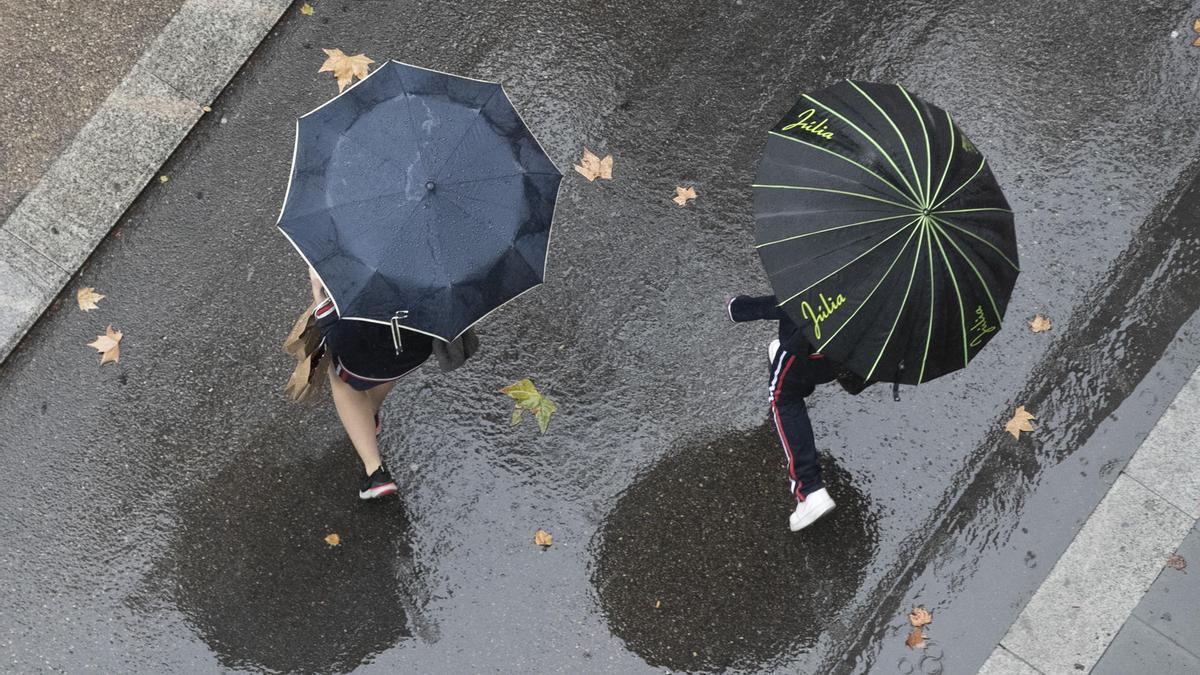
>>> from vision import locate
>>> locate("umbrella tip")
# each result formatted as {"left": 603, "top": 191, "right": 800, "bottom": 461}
{"left": 425, "top": 180, "right": 436, "bottom": 191}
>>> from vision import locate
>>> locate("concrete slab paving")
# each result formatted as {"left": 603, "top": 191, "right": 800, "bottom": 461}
{"left": 1126, "top": 376, "right": 1200, "bottom": 518}
{"left": 1128, "top": 522, "right": 1200, "bottom": 657}
{"left": 997, "top": 474, "right": 1194, "bottom": 673}
{"left": 0, "top": 0, "right": 187, "bottom": 221}
{"left": 0, "top": 230, "right": 69, "bottom": 359}
{"left": 1092, "top": 616, "right": 1200, "bottom": 675}
{"left": 3, "top": 65, "right": 203, "bottom": 268}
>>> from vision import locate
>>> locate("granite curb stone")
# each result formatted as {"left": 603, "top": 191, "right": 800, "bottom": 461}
{"left": 996, "top": 474, "right": 1193, "bottom": 673}
{"left": 0, "top": 0, "right": 292, "bottom": 364}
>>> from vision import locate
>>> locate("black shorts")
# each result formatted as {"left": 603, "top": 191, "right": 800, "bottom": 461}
{"left": 314, "top": 298, "right": 433, "bottom": 391}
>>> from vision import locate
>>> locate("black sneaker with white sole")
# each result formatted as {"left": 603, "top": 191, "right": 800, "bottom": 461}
{"left": 359, "top": 466, "right": 398, "bottom": 500}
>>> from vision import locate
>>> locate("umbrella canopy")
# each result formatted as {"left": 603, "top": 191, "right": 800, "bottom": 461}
{"left": 278, "top": 61, "right": 562, "bottom": 342}
{"left": 753, "top": 80, "right": 1018, "bottom": 385}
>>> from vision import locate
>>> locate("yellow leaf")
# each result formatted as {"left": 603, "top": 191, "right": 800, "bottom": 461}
{"left": 319, "top": 48, "right": 374, "bottom": 93}
{"left": 1194, "top": 18, "right": 1200, "bottom": 33}
{"left": 1029, "top": 314, "right": 1052, "bottom": 333}
{"left": 573, "top": 147, "right": 613, "bottom": 182}
{"left": 201, "top": 105, "right": 212, "bottom": 113}
{"left": 534, "top": 529, "right": 553, "bottom": 547}
{"left": 87, "top": 325, "right": 122, "bottom": 365}
{"left": 905, "top": 628, "right": 927, "bottom": 649}
{"left": 1004, "top": 405, "right": 1036, "bottom": 439}
{"left": 908, "top": 606, "right": 932, "bottom": 628}
{"left": 655, "top": 599, "right": 662, "bottom": 609}
{"left": 158, "top": 175, "right": 169, "bottom": 183}
{"left": 76, "top": 287, "right": 105, "bottom": 311}
{"left": 324, "top": 533, "right": 340, "bottom": 546}
{"left": 672, "top": 186, "right": 697, "bottom": 206}
{"left": 300, "top": 2, "right": 314, "bottom": 15}
{"left": 501, "top": 378, "right": 558, "bottom": 433}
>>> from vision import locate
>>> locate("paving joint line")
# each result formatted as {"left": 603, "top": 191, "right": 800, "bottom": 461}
{"left": 1122, "top": 468, "right": 1197, "bottom": 523}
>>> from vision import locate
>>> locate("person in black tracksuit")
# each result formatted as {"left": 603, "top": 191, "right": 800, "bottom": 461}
{"left": 727, "top": 294, "right": 840, "bottom": 531}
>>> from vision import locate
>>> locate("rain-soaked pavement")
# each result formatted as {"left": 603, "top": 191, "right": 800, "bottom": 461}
{"left": 3, "top": 1, "right": 1200, "bottom": 672}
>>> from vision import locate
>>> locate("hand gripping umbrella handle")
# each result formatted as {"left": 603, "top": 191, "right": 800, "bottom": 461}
{"left": 391, "top": 311, "right": 410, "bottom": 355}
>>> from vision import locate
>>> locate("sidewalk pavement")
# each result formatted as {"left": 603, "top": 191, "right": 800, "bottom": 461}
{"left": 0, "top": 0, "right": 292, "bottom": 363}
{"left": 981, "top": 367, "right": 1200, "bottom": 674}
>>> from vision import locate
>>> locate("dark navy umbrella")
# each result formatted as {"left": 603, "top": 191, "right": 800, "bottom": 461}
{"left": 753, "top": 80, "right": 1018, "bottom": 385}
{"left": 278, "top": 61, "right": 562, "bottom": 342}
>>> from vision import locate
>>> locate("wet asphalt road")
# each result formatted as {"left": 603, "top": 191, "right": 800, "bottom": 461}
{"left": 3, "top": 0, "right": 1200, "bottom": 672}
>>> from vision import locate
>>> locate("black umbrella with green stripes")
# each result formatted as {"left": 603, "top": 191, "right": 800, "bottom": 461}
{"left": 753, "top": 80, "right": 1018, "bottom": 385}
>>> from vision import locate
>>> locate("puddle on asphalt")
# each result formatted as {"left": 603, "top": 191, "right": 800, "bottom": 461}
{"left": 592, "top": 420, "right": 880, "bottom": 672}
{"left": 154, "top": 436, "right": 421, "bottom": 673}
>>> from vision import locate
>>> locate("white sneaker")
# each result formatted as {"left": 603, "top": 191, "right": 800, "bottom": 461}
{"left": 768, "top": 338, "right": 780, "bottom": 363}
{"left": 789, "top": 488, "right": 836, "bottom": 532}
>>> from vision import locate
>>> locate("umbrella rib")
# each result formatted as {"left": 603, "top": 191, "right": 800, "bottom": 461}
{"left": 776, "top": 217, "right": 921, "bottom": 308}
{"left": 751, "top": 184, "right": 917, "bottom": 211}
{"left": 929, "top": 218, "right": 1002, "bottom": 323}
{"left": 935, "top": 207, "right": 1012, "bottom": 215}
{"left": 756, "top": 212, "right": 916, "bottom": 249}
{"left": 928, "top": 110, "right": 957, "bottom": 209}
{"left": 802, "top": 93, "right": 923, "bottom": 204}
{"left": 918, "top": 223, "right": 936, "bottom": 383}
{"left": 439, "top": 171, "right": 559, "bottom": 188}
{"left": 846, "top": 80, "right": 926, "bottom": 206}
{"left": 930, "top": 155, "right": 986, "bottom": 210}
{"left": 765, "top": 131, "right": 919, "bottom": 208}
{"left": 930, "top": 215, "right": 1020, "bottom": 272}
{"left": 897, "top": 86, "right": 933, "bottom": 207}
{"left": 865, "top": 216, "right": 926, "bottom": 380}
{"left": 929, "top": 221, "right": 970, "bottom": 368}
{"left": 815, "top": 222, "right": 922, "bottom": 353}
{"left": 431, "top": 87, "right": 504, "bottom": 181}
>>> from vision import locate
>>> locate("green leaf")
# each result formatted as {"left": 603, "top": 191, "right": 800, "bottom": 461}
{"left": 511, "top": 408, "right": 523, "bottom": 426}
{"left": 536, "top": 405, "right": 553, "bottom": 433}
{"left": 500, "top": 378, "right": 541, "bottom": 405}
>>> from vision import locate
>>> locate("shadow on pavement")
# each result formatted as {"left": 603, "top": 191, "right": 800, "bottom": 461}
{"left": 161, "top": 432, "right": 418, "bottom": 673}
{"left": 592, "top": 420, "right": 879, "bottom": 672}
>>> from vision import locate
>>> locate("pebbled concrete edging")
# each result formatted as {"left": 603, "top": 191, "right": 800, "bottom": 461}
{"left": 979, "top": 367, "right": 1200, "bottom": 674}
{"left": 0, "top": 0, "right": 292, "bottom": 363}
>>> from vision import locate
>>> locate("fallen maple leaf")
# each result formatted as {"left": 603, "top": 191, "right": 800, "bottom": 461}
{"left": 573, "top": 147, "right": 613, "bottom": 182}
{"left": 76, "top": 287, "right": 105, "bottom": 311}
{"left": 909, "top": 606, "right": 932, "bottom": 628}
{"left": 672, "top": 186, "right": 697, "bottom": 206}
{"left": 501, "top": 378, "right": 558, "bottom": 433}
{"left": 1004, "top": 405, "right": 1036, "bottom": 439}
{"left": 159, "top": 175, "right": 169, "bottom": 183}
{"left": 319, "top": 48, "right": 374, "bottom": 93}
{"left": 300, "top": 2, "right": 314, "bottom": 15}
{"left": 904, "top": 628, "right": 927, "bottom": 649}
{"left": 324, "top": 533, "right": 340, "bottom": 546}
{"left": 1194, "top": 19, "right": 1200, "bottom": 46}
{"left": 87, "top": 325, "right": 122, "bottom": 365}
{"left": 1167, "top": 553, "right": 1187, "bottom": 572}
{"left": 534, "top": 529, "right": 553, "bottom": 547}
{"left": 655, "top": 599, "right": 662, "bottom": 609}
{"left": 1029, "top": 314, "right": 1052, "bottom": 333}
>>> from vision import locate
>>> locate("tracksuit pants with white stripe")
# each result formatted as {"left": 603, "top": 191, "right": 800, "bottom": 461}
{"left": 729, "top": 294, "right": 835, "bottom": 502}
{"left": 768, "top": 346, "right": 829, "bottom": 501}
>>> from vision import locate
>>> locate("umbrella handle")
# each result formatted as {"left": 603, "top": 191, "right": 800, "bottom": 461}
{"left": 391, "top": 311, "right": 410, "bottom": 355}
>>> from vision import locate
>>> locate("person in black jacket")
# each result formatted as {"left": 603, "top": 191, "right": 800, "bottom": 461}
{"left": 727, "top": 294, "right": 838, "bottom": 531}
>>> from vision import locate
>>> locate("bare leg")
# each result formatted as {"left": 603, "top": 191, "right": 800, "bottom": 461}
{"left": 367, "top": 380, "right": 398, "bottom": 415}
{"left": 328, "top": 364, "right": 386, "bottom": 475}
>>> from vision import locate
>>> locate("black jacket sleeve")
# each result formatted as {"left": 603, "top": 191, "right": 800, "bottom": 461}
{"left": 727, "top": 295, "right": 790, "bottom": 322}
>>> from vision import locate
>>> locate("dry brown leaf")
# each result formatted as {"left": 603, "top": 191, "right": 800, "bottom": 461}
{"left": 1004, "top": 405, "right": 1036, "bottom": 439}
{"left": 904, "top": 628, "right": 927, "bottom": 650}
{"left": 1167, "top": 553, "right": 1187, "bottom": 572}
{"left": 672, "top": 186, "right": 697, "bottom": 206}
{"left": 1194, "top": 19, "right": 1200, "bottom": 46}
{"left": 76, "top": 287, "right": 105, "bottom": 311}
{"left": 908, "top": 606, "right": 932, "bottom": 628}
{"left": 87, "top": 325, "right": 122, "bottom": 365}
{"left": 300, "top": 2, "right": 314, "bottom": 15}
{"left": 534, "top": 529, "right": 553, "bottom": 547}
{"left": 573, "top": 147, "right": 613, "bottom": 182}
{"left": 319, "top": 48, "right": 374, "bottom": 93}
{"left": 1029, "top": 314, "right": 1052, "bottom": 333}
{"left": 655, "top": 599, "right": 662, "bottom": 609}
{"left": 324, "top": 533, "right": 340, "bottom": 546}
